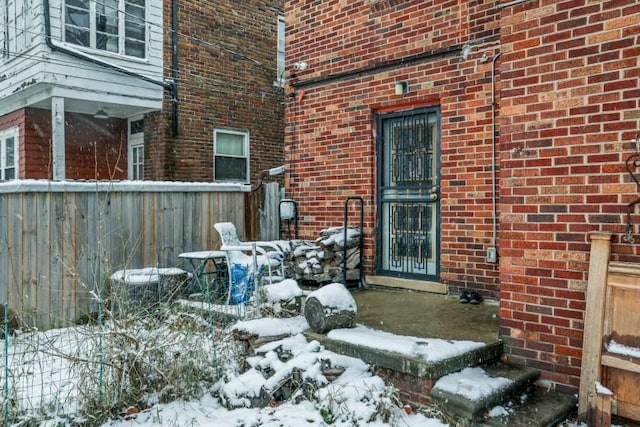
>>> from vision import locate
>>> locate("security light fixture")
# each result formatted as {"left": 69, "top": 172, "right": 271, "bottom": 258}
{"left": 293, "top": 62, "right": 308, "bottom": 71}
{"left": 94, "top": 109, "right": 110, "bottom": 119}
{"left": 394, "top": 81, "right": 409, "bottom": 95}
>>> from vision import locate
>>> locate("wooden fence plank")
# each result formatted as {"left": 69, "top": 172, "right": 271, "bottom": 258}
{"left": 578, "top": 232, "right": 612, "bottom": 423}
{"left": 28, "top": 193, "right": 40, "bottom": 327}
{"left": 0, "top": 191, "right": 7, "bottom": 303}
{"left": 5, "top": 195, "right": 22, "bottom": 314}
{"left": 61, "top": 191, "right": 77, "bottom": 324}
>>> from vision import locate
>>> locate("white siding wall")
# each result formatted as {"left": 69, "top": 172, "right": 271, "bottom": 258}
{"left": 0, "top": 0, "right": 164, "bottom": 117}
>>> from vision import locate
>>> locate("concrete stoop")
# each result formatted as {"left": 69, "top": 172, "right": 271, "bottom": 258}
{"left": 303, "top": 331, "right": 504, "bottom": 379}
{"left": 305, "top": 329, "right": 577, "bottom": 426}
{"left": 478, "top": 386, "right": 578, "bottom": 427}
{"left": 431, "top": 363, "right": 577, "bottom": 427}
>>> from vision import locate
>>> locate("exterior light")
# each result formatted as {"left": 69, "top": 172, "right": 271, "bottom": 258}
{"left": 394, "top": 81, "right": 408, "bottom": 95}
{"left": 94, "top": 109, "right": 109, "bottom": 119}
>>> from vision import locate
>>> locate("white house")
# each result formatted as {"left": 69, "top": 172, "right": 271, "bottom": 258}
{"left": 0, "top": 0, "right": 167, "bottom": 180}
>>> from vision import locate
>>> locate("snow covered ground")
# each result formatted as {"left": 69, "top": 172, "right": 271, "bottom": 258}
{"left": 4, "top": 279, "right": 615, "bottom": 426}
{"left": 100, "top": 325, "right": 449, "bottom": 427}
{"left": 99, "top": 315, "right": 459, "bottom": 426}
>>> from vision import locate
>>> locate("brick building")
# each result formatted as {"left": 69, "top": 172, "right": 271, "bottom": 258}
{"left": 0, "top": 0, "right": 284, "bottom": 183}
{"left": 283, "top": 0, "right": 639, "bottom": 395}
{"left": 145, "top": 0, "right": 286, "bottom": 182}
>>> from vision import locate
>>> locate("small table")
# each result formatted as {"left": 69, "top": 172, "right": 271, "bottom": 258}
{"left": 178, "top": 251, "right": 228, "bottom": 301}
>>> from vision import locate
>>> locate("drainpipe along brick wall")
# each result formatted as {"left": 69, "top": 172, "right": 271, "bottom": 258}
{"left": 145, "top": 0, "right": 285, "bottom": 182}
{"left": 285, "top": 0, "right": 501, "bottom": 297}
{"left": 498, "top": 0, "right": 640, "bottom": 394}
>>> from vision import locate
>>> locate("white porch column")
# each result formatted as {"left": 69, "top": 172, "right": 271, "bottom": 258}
{"left": 51, "top": 97, "right": 66, "bottom": 180}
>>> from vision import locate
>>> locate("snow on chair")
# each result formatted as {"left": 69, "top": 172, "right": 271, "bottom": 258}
{"left": 213, "top": 222, "right": 285, "bottom": 304}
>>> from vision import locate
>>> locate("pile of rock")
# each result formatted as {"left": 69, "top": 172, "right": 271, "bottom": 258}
{"left": 282, "top": 227, "right": 361, "bottom": 285}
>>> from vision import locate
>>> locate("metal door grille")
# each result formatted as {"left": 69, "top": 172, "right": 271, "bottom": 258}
{"left": 377, "top": 108, "right": 440, "bottom": 278}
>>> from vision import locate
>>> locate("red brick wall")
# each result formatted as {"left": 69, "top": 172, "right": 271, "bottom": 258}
{"left": 375, "top": 367, "right": 435, "bottom": 409}
{"left": 284, "top": 0, "right": 501, "bottom": 296}
{"left": 499, "top": 0, "right": 640, "bottom": 393}
{"left": 145, "top": 0, "right": 285, "bottom": 183}
{"left": 0, "top": 110, "right": 26, "bottom": 177}
{"left": 0, "top": 108, "right": 126, "bottom": 180}
{"left": 23, "top": 109, "right": 51, "bottom": 177}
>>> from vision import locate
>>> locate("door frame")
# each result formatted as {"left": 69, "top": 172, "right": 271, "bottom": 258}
{"left": 374, "top": 106, "right": 441, "bottom": 281}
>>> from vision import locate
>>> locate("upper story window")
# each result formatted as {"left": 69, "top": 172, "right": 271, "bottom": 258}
{"left": 64, "top": 0, "right": 146, "bottom": 58}
{"left": 1, "top": 0, "right": 32, "bottom": 59}
{"left": 0, "top": 127, "right": 18, "bottom": 181}
{"left": 214, "top": 129, "right": 249, "bottom": 183}
{"left": 275, "top": 15, "right": 285, "bottom": 87}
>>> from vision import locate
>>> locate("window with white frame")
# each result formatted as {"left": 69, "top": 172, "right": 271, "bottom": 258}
{"left": 0, "top": 127, "right": 18, "bottom": 181}
{"left": 214, "top": 129, "right": 249, "bottom": 183}
{"left": 275, "top": 15, "right": 285, "bottom": 86}
{"left": 128, "top": 117, "right": 144, "bottom": 180}
{"left": 1, "top": 0, "right": 31, "bottom": 59}
{"left": 64, "top": 0, "right": 146, "bottom": 58}
{"left": 1, "top": 2, "right": 7, "bottom": 59}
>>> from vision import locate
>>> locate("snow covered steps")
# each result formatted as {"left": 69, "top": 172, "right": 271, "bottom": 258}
{"left": 430, "top": 362, "right": 577, "bottom": 426}
{"left": 304, "top": 330, "right": 503, "bottom": 380}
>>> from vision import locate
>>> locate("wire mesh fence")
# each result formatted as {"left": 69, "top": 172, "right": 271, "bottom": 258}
{"left": 0, "top": 263, "right": 267, "bottom": 426}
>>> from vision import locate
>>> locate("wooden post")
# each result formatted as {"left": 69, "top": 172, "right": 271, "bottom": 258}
{"left": 51, "top": 97, "right": 66, "bottom": 180}
{"left": 578, "top": 232, "right": 612, "bottom": 423}
{"left": 595, "top": 383, "right": 612, "bottom": 427}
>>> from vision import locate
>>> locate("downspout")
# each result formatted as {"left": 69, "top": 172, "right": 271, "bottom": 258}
{"left": 488, "top": 52, "right": 502, "bottom": 263}
{"left": 171, "top": 0, "right": 179, "bottom": 137}
{"left": 43, "top": 0, "right": 176, "bottom": 128}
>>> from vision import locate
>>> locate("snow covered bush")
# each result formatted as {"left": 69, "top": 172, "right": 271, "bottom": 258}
{"left": 0, "top": 301, "right": 241, "bottom": 426}
{"left": 77, "top": 305, "right": 235, "bottom": 422}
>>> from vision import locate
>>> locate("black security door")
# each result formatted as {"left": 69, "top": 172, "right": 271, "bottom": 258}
{"left": 376, "top": 108, "right": 440, "bottom": 279}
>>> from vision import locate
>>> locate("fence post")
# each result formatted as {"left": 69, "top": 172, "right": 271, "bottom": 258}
{"left": 4, "top": 302, "right": 9, "bottom": 425}
{"left": 578, "top": 232, "right": 612, "bottom": 423}
{"left": 97, "top": 292, "right": 104, "bottom": 415}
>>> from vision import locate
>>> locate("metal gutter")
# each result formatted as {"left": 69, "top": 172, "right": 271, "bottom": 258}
{"left": 489, "top": 52, "right": 502, "bottom": 261}
{"left": 171, "top": 0, "right": 179, "bottom": 137}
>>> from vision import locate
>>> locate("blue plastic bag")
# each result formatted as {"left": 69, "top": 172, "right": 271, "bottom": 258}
{"left": 230, "top": 264, "right": 259, "bottom": 304}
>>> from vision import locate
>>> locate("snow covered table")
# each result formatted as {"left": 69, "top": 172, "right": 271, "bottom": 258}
{"left": 178, "top": 251, "right": 229, "bottom": 301}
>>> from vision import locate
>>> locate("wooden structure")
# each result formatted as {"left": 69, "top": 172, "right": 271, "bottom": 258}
{"left": 0, "top": 180, "right": 279, "bottom": 329}
{"left": 579, "top": 232, "right": 640, "bottom": 424}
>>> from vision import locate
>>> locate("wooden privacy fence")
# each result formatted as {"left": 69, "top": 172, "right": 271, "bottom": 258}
{"left": 579, "top": 232, "right": 640, "bottom": 426}
{"left": 0, "top": 180, "right": 280, "bottom": 329}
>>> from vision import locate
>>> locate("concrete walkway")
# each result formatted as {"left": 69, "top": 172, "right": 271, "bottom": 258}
{"left": 350, "top": 286, "right": 500, "bottom": 344}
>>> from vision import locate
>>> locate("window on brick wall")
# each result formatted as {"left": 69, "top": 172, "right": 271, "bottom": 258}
{"left": 214, "top": 129, "right": 249, "bottom": 183}
{"left": 128, "top": 117, "right": 144, "bottom": 180}
{"left": 275, "top": 15, "right": 285, "bottom": 87}
{"left": 0, "top": 127, "right": 18, "bottom": 181}
{"left": 64, "top": 0, "right": 146, "bottom": 58}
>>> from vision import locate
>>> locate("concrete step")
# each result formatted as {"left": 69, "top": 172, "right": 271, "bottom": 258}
{"left": 477, "top": 385, "right": 578, "bottom": 427}
{"left": 304, "top": 331, "right": 503, "bottom": 380}
{"left": 430, "top": 362, "right": 540, "bottom": 421}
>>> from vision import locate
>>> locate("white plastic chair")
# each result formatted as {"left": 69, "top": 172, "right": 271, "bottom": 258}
{"left": 213, "top": 222, "right": 285, "bottom": 303}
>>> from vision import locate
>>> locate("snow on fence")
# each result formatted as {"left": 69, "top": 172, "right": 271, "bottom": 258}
{"left": 0, "top": 180, "right": 261, "bottom": 329}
